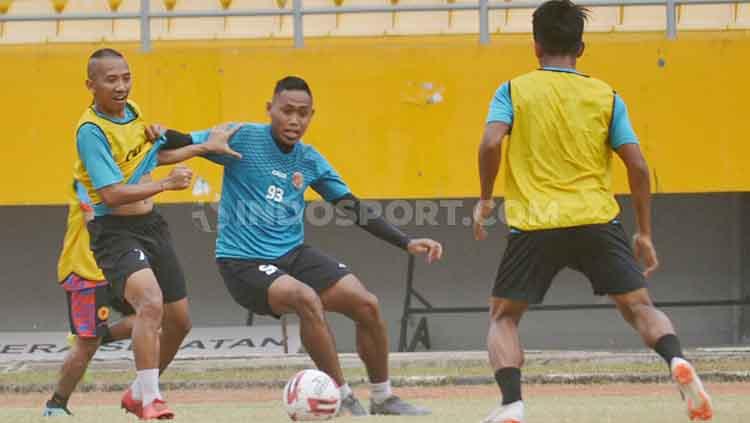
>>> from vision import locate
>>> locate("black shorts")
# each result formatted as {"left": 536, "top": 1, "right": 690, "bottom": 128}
{"left": 493, "top": 220, "right": 646, "bottom": 304}
{"left": 217, "top": 244, "right": 352, "bottom": 317}
{"left": 87, "top": 210, "right": 188, "bottom": 306}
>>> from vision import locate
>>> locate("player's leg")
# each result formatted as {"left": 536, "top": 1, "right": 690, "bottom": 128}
{"left": 123, "top": 213, "right": 190, "bottom": 419}
{"left": 610, "top": 288, "right": 675, "bottom": 350}
{"left": 318, "top": 274, "right": 428, "bottom": 416}
{"left": 148, "top": 226, "right": 192, "bottom": 375}
{"left": 113, "top": 297, "right": 180, "bottom": 417}
{"left": 44, "top": 337, "right": 100, "bottom": 416}
{"left": 123, "top": 268, "right": 171, "bottom": 413}
{"left": 269, "top": 276, "right": 345, "bottom": 384}
{"left": 279, "top": 246, "right": 370, "bottom": 415}
{"left": 488, "top": 299, "right": 526, "bottom": 369}
{"left": 578, "top": 221, "right": 712, "bottom": 421}
{"left": 106, "top": 315, "right": 134, "bottom": 342}
{"left": 87, "top": 216, "right": 174, "bottom": 419}
{"left": 45, "top": 281, "right": 126, "bottom": 416}
{"left": 160, "top": 298, "right": 191, "bottom": 373}
{"left": 610, "top": 289, "right": 713, "bottom": 420}
{"left": 320, "top": 275, "right": 387, "bottom": 383}
{"left": 45, "top": 338, "right": 98, "bottom": 417}
{"left": 217, "top": 257, "right": 346, "bottom": 387}
{"left": 482, "top": 298, "right": 528, "bottom": 423}
{"left": 481, "top": 229, "right": 564, "bottom": 423}
{"left": 124, "top": 272, "right": 163, "bottom": 370}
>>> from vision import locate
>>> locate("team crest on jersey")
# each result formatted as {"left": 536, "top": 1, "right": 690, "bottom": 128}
{"left": 292, "top": 172, "right": 304, "bottom": 190}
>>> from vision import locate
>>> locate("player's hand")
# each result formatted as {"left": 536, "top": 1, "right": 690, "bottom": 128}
{"left": 407, "top": 238, "right": 443, "bottom": 264}
{"left": 472, "top": 199, "right": 496, "bottom": 241}
{"left": 162, "top": 165, "right": 194, "bottom": 191}
{"left": 203, "top": 122, "right": 243, "bottom": 159}
{"left": 79, "top": 202, "right": 94, "bottom": 223}
{"left": 633, "top": 233, "right": 659, "bottom": 278}
{"left": 145, "top": 123, "right": 166, "bottom": 143}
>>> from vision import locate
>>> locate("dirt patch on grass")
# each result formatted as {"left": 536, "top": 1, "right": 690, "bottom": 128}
{"left": 6, "top": 383, "right": 749, "bottom": 409}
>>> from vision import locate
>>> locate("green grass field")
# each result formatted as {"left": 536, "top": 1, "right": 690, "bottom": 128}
{"left": 4, "top": 357, "right": 749, "bottom": 387}
{"left": 3, "top": 385, "right": 747, "bottom": 423}
{"left": 4, "top": 353, "right": 747, "bottom": 422}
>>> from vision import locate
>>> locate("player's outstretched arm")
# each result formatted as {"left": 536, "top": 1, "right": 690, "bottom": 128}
{"left": 155, "top": 123, "right": 243, "bottom": 165}
{"left": 98, "top": 165, "right": 193, "bottom": 208}
{"left": 331, "top": 194, "right": 443, "bottom": 264}
{"left": 616, "top": 143, "right": 659, "bottom": 277}
{"left": 406, "top": 238, "right": 443, "bottom": 264}
{"left": 474, "top": 122, "right": 510, "bottom": 241}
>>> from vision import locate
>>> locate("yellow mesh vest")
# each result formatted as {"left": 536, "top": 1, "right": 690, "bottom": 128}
{"left": 72, "top": 100, "right": 151, "bottom": 205}
{"left": 56, "top": 184, "right": 105, "bottom": 283}
{"left": 504, "top": 69, "right": 619, "bottom": 230}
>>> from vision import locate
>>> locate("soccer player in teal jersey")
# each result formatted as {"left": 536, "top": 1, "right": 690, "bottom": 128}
{"left": 159, "top": 76, "right": 443, "bottom": 416}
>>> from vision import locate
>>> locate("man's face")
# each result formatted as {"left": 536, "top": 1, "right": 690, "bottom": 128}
{"left": 85, "top": 57, "right": 131, "bottom": 116}
{"left": 267, "top": 89, "right": 314, "bottom": 146}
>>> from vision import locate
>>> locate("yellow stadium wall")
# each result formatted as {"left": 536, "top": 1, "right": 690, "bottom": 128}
{"left": 2, "top": 31, "right": 749, "bottom": 205}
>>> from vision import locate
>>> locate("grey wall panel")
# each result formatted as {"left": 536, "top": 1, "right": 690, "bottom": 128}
{"left": 0, "top": 193, "right": 746, "bottom": 351}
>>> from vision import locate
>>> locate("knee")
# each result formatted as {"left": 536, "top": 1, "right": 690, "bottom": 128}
{"left": 293, "top": 287, "right": 325, "bottom": 321}
{"left": 137, "top": 298, "right": 164, "bottom": 324}
{"left": 66, "top": 338, "right": 99, "bottom": 370}
{"left": 76, "top": 338, "right": 100, "bottom": 360}
{"left": 352, "top": 293, "right": 381, "bottom": 324}
{"left": 614, "top": 293, "right": 654, "bottom": 323}
{"left": 489, "top": 302, "right": 518, "bottom": 323}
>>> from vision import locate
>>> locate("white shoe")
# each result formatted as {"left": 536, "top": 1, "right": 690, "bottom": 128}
{"left": 480, "top": 400, "right": 524, "bottom": 423}
{"left": 671, "top": 358, "right": 713, "bottom": 421}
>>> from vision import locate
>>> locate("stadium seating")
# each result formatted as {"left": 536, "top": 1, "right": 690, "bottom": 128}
{"left": 53, "top": 0, "right": 114, "bottom": 42}
{"left": 585, "top": 7, "right": 618, "bottom": 32}
{"left": 221, "top": 0, "right": 279, "bottom": 39}
{"left": 390, "top": 0, "right": 449, "bottom": 35}
{"left": 615, "top": 5, "right": 665, "bottom": 31}
{"left": 729, "top": 4, "right": 750, "bottom": 28}
{"left": 0, "top": 0, "right": 745, "bottom": 43}
{"left": 678, "top": 4, "right": 732, "bottom": 30}
{"left": 300, "top": 0, "right": 337, "bottom": 37}
{"left": 109, "top": 0, "right": 140, "bottom": 41}
{"left": 161, "top": 0, "right": 225, "bottom": 39}
{"left": 495, "top": 7, "right": 533, "bottom": 33}
{"left": 442, "top": 0, "right": 478, "bottom": 34}
{"left": 2, "top": 0, "right": 58, "bottom": 43}
{"left": 328, "top": 0, "right": 391, "bottom": 36}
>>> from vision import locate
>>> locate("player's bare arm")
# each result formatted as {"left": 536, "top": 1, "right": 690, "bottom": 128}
{"left": 474, "top": 122, "right": 510, "bottom": 241}
{"left": 616, "top": 143, "right": 659, "bottom": 277}
{"left": 96, "top": 165, "right": 193, "bottom": 215}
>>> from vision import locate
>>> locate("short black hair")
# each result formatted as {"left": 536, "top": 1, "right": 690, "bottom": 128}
{"left": 87, "top": 48, "right": 125, "bottom": 78}
{"left": 532, "top": 0, "right": 589, "bottom": 56}
{"left": 274, "top": 76, "right": 312, "bottom": 100}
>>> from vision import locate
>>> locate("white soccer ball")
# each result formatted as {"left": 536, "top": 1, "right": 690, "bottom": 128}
{"left": 283, "top": 369, "right": 341, "bottom": 421}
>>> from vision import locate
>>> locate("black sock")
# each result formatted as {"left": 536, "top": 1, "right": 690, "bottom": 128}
{"left": 653, "top": 334, "right": 685, "bottom": 366}
{"left": 49, "top": 392, "right": 68, "bottom": 408}
{"left": 494, "top": 367, "right": 522, "bottom": 405}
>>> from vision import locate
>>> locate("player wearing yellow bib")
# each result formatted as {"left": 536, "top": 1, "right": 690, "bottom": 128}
{"left": 42, "top": 181, "right": 135, "bottom": 417}
{"left": 72, "top": 48, "right": 239, "bottom": 420}
{"left": 473, "top": 2, "right": 713, "bottom": 422}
